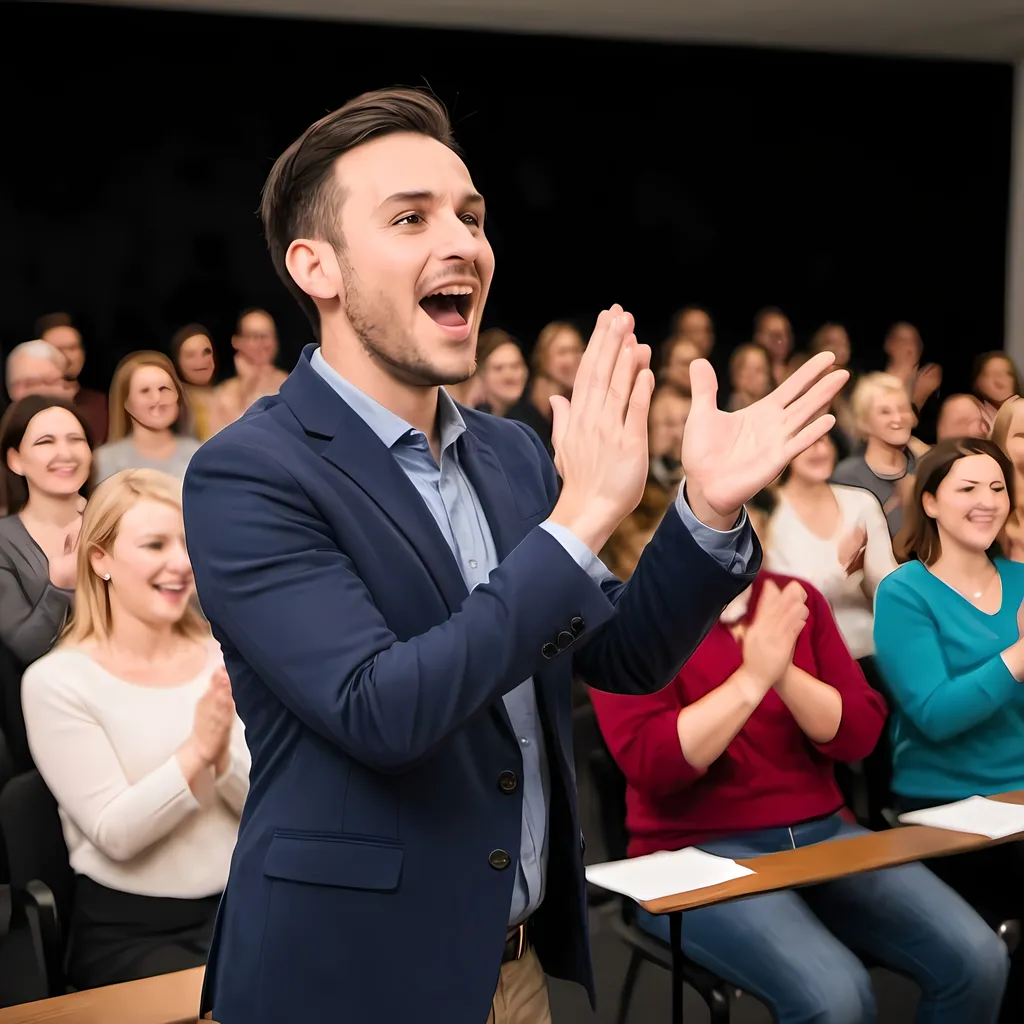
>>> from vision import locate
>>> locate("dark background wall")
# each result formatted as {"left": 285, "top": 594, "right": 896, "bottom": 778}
{"left": 0, "top": 1, "right": 1015, "bottom": 394}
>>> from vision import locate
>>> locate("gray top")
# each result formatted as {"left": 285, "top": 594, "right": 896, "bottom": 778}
{"left": 832, "top": 448, "right": 918, "bottom": 538}
{"left": 93, "top": 436, "right": 202, "bottom": 485}
{"left": 0, "top": 514, "right": 74, "bottom": 665}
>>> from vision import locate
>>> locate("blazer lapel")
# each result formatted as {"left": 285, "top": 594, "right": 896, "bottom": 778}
{"left": 457, "top": 431, "right": 524, "bottom": 560}
{"left": 280, "top": 349, "right": 469, "bottom": 614}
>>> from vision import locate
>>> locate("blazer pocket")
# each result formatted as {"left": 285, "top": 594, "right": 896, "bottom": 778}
{"left": 264, "top": 831, "right": 404, "bottom": 891}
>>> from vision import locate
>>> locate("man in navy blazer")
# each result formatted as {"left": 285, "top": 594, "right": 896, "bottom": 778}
{"left": 183, "top": 88, "right": 846, "bottom": 1024}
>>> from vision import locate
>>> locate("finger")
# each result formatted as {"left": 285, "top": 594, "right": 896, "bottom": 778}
{"left": 782, "top": 369, "right": 849, "bottom": 432}
{"left": 771, "top": 352, "right": 837, "bottom": 407}
{"left": 606, "top": 334, "right": 639, "bottom": 421}
{"left": 783, "top": 413, "right": 837, "bottom": 463}
{"left": 781, "top": 580, "right": 807, "bottom": 605}
{"left": 587, "top": 313, "right": 633, "bottom": 406}
{"left": 566, "top": 308, "right": 613, "bottom": 399}
{"left": 687, "top": 358, "right": 719, "bottom": 415}
{"left": 549, "top": 394, "right": 571, "bottom": 475}
{"left": 623, "top": 367, "right": 655, "bottom": 442}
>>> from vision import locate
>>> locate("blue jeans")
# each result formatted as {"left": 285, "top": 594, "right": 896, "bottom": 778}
{"left": 636, "top": 815, "right": 1009, "bottom": 1023}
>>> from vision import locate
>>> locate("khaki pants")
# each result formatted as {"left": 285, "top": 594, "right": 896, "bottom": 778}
{"left": 486, "top": 946, "right": 552, "bottom": 1024}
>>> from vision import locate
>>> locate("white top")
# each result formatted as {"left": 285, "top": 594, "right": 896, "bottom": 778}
{"left": 21, "top": 641, "right": 249, "bottom": 899}
{"left": 93, "top": 436, "right": 202, "bottom": 485}
{"left": 765, "top": 484, "right": 898, "bottom": 659}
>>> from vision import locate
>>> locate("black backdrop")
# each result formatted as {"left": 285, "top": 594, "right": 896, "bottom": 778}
{"left": 1, "top": 1, "right": 1015, "bottom": 395}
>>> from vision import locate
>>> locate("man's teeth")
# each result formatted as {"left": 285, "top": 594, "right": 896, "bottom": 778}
{"left": 430, "top": 287, "right": 473, "bottom": 297}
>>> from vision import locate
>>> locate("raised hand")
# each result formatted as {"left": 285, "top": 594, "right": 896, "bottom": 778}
{"left": 48, "top": 515, "right": 83, "bottom": 590}
{"left": 191, "top": 667, "right": 236, "bottom": 767}
{"left": 837, "top": 525, "right": 867, "bottom": 576}
{"left": 548, "top": 305, "right": 655, "bottom": 552}
{"left": 682, "top": 351, "right": 849, "bottom": 526}
{"left": 741, "top": 580, "right": 809, "bottom": 691}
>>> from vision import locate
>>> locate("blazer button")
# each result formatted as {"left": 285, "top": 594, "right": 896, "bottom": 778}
{"left": 556, "top": 630, "right": 575, "bottom": 651}
{"left": 570, "top": 616, "right": 585, "bottom": 636}
{"left": 498, "top": 770, "right": 518, "bottom": 794}
{"left": 489, "top": 849, "right": 511, "bottom": 870}
{"left": 541, "top": 641, "right": 558, "bottom": 659}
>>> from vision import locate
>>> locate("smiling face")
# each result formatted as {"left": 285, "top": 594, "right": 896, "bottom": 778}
{"left": 6, "top": 406, "right": 91, "bottom": 499}
{"left": 177, "top": 334, "right": 216, "bottom": 386}
{"left": 663, "top": 337, "right": 699, "bottom": 394}
{"left": 125, "top": 365, "right": 180, "bottom": 432}
{"left": 480, "top": 342, "right": 527, "bottom": 408}
{"left": 91, "top": 498, "right": 195, "bottom": 627}
{"left": 923, "top": 453, "right": 1010, "bottom": 556}
{"left": 865, "top": 387, "right": 914, "bottom": 448}
{"left": 734, "top": 347, "right": 771, "bottom": 400}
{"left": 787, "top": 434, "right": 837, "bottom": 484}
{"left": 315, "top": 132, "right": 495, "bottom": 387}
{"left": 975, "top": 355, "right": 1017, "bottom": 406}
{"left": 233, "top": 311, "right": 278, "bottom": 368}
{"left": 648, "top": 389, "right": 690, "bottom": 458}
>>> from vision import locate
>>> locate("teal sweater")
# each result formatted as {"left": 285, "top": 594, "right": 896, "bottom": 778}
{"left": 874, "top": 557, "right": 1024, "bottom": 800}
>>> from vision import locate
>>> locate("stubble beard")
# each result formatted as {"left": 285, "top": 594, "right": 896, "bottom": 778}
{"left": 340, "top": 254, "right": 476, "bottom": 388}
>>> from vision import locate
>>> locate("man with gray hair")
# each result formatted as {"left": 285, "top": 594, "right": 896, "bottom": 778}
{"left": 4, "top": 340, "right": 70, "bottom": 404}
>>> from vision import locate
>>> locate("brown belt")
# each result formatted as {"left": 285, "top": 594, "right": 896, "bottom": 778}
{"left": 502, "top": 919, "right": 532, "bottom": 963}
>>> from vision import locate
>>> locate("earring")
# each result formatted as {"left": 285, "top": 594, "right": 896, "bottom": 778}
{"left": 102, "top": 573, "right": 110, "bottom": 581}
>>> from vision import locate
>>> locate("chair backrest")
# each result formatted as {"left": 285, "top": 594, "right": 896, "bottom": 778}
{"left": 0, "top": 770, "right": 74, "bottom": 928}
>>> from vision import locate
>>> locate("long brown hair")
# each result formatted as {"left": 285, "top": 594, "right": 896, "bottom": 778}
{"left": 106, "top": 351, "right": 189, "bottom": 443}
{"left": 61, "top": 469, "right": 208, "bottom": 647}
{"left": 893, "top": 437, "right": 1014, "bottom": 565}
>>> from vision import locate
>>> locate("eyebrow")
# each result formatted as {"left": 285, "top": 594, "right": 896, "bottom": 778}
{"left": 379, "top": 189, "right": 485, "bottom": 210}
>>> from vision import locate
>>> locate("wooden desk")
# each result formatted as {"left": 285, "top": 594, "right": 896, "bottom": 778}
{"left": 0, "top": 967, "right": 206, "bottom": 1024}
{"left": 640, "top": 791, "right": 1024, "bottom": 1024}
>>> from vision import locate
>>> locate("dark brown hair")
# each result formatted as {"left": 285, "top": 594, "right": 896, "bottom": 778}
{"left": 475, "top": 328, "right": 521, "bottom": 368}
{"left": 1, "top": 395, "right": 94, "bottom": 515}
{"left": 33, "top": 312, "right": 75, "bottom": 337}
{"left": 894, "top": 436, "right": 1014, "bottom": 565}
{"left": 261, "top": 88, "right": 458, "bottom": 336}
{"left": 169, "top": 323, "right": 219, "bottom": 383}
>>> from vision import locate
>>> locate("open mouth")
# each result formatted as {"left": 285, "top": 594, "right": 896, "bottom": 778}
{"left": 153, "top": 582, "right": 188, "bottom": 599}
{"left": 419, "top": 286, "right": 474, "bottom": 328}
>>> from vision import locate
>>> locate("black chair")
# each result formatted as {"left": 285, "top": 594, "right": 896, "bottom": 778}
{"left": 587, "top": 742, "right": 731, "bottom": 1024}
{"left": 0, "top": 770, "right": 75, "bottom": 999}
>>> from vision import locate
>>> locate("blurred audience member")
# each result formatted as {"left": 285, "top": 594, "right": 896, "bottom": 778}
{"left": 833, "top": 373, "right": 917, "bottom": 538}
{"left": 753, "top": 307, "right": 793, "bottom": 386}
{"left": 972, "top": 352, "right": 1021, "bottom": 434}
{"left": 647, "top": 385, "right": 689, "bottom": 493}
{"left": 883, "top": 322, "right": 942, "bottom": 441}
{"left": 444, "top": 373, "right": 486, "bottom": 409}
{"left": 937, "top": 394, "right": 987, "bottom": 442}
{"left": 169, "top": 324, "right": 229, "bottom": 442}
{"left": 475, "top": 328, "right": 528, "bottom": 416}
{"left": 5, "top": 340, "right": 70, "bottom": 403}
{"left": 36, "top": 313, "right": 109, "bottom": 444}
{"left": 22, "top": 468, "right": 249, "bottom": 990}
{"left": 657, "top": 335, "right": 700, "bottom": 395}
{"left": 0, "top": 396, "right": 92, "bottom": 664}
{"left": 217, "top": 308, "right": 288, "bottom": 422}
{"left": 810, "top": 323, "right": 857, "bottom": 449}
{"left": 505, "top": 320, "right": 584, "bottom": 451}
{"left": 991, "top": 396, "right": 1024, "bottom": 561}
{"left": 670, "top": 305, "right": 715, "bottom": 357}
{"left": 727, "top": 342, "right": 772, "bottom": 411}
{"left": 94, "top": 352, "right": 200, "bottom": 485}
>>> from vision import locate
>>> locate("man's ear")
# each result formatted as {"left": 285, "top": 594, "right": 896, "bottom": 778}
{"left": 285, "top": 239, "right": 341, "bottom": 301}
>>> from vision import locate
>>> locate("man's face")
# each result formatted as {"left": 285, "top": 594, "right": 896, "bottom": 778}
{"left": 233, "top": 311, "right": 279, "bottom": 368}
{"left": 8, "top": 353, "right": 70, "bottom": 402}
{"left": 43, "top": 326, "right": 85, "bottom": 379}
{"left": 325, "top": 132, "right": 495, "bottom": 387}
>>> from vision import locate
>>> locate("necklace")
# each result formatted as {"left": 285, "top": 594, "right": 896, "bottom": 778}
{"left": 953, "top": 569, "right": 998, "bottom": 602}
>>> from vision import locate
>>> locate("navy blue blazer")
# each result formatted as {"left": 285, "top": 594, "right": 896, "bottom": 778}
{"left": 182, "top": 348, "right": 759, "bottom": 1024}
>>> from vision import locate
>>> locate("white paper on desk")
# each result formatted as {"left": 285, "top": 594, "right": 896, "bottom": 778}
{"left": 898, "top": 796, "right": 1024, "bottom": 840}
{"left": 585, "top": 847, "right": 755, "bottom": 903}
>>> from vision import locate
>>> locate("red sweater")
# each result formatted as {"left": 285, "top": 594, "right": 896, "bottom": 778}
{"left": 590, "top": 572, "right": 887, "bottom": 858}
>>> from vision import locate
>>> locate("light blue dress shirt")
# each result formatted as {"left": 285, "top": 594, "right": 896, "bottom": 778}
{"left": 310, "top": 347, "right": 753, "bottom": 926}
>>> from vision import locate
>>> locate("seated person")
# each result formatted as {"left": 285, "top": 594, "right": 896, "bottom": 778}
{"left": 875, "top": 437, "right": 1024, "bottom": 1020}
{"left": 591, "top": 499, "right": 1008, "bottom": 1024}
{"left": 22, "top": 468, "right": 250, "bottom": 990}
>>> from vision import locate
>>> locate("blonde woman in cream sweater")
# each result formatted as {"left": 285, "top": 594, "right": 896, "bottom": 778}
{"left": 21, "top": 469, "right": 249, "bottom": 991}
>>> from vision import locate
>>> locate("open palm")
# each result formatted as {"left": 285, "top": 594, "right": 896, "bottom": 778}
{"left": 682, "top": 352, "right": 848, "bottom": 517}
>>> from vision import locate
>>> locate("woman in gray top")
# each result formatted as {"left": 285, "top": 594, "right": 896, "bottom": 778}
{"left": 1, "top": 395, "right": 93, "bottom": 665}
{"left": 93, "top": 351, "right": 200, "bottom": 485}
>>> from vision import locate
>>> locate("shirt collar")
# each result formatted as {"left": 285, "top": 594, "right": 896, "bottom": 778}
{"left": 310, "top": 346, "right": 466, "bottom": 453}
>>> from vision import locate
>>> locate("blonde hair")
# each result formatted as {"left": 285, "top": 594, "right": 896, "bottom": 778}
{"left": 991, "top": 394, "right": 1021, "bottom": 453}
{"left": 61, "top": 468, "right": 208, "bottom": 647}
{"left": 107, "top": 351, "right": 190, "bottom": 442}
{"left": 530, "top": 321, "right": 583, "bottom": 377}
{"left": 850, "top": 372, "right": 909, "bottom": 438}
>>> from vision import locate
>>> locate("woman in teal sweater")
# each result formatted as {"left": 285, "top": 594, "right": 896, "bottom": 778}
{"left": 874, "top": 436, "right": 1024, "bottom": 1022}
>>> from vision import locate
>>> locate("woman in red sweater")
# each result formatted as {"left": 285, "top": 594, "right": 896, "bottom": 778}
{"left": 590, "top": 534, "right": 1008, "bottom": 1022}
